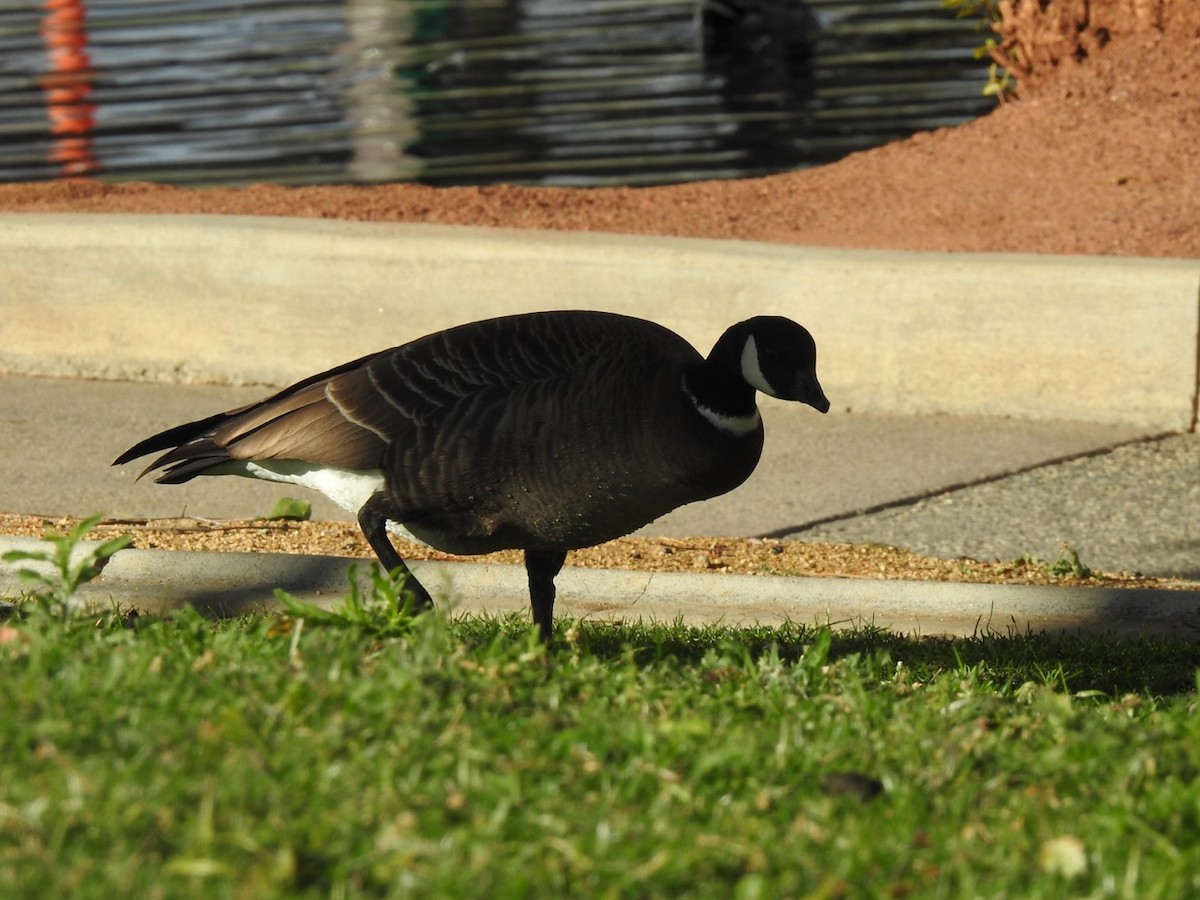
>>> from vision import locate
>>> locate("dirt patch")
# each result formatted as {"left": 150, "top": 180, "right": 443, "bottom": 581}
{"left": 2, "top": 514, "right": 1191, "bottom": 592}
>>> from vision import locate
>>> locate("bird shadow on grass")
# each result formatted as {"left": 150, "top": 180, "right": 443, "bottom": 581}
{"left": 451, "top": 614, "right": 1200, "bottom": 699}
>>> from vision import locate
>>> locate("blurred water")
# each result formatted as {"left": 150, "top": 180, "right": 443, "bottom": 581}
{"left": 0, "top": 0, "right": 996, "bottom": 186}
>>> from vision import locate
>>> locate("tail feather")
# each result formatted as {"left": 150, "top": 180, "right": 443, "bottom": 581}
{"left": 151, "top": 445, "right": 239, "bottom": 484}
{"left": 112, "top": 411, "right": 243, "bottom": 475}
{"left": 114, "top": 372, "right": 391, "bottom": 485}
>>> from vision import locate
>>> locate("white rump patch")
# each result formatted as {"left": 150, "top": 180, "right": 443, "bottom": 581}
{"left": 740, "top": 336, "right": 778, "bottom": 398}
{"left": 684, "top": 387, "right": 761, "bottom": 436}
{"left": 213, "top": 459, "right": 430, "bottom": 546}
{"left": 216, "top": 460, "right": 386, "bottom": 515}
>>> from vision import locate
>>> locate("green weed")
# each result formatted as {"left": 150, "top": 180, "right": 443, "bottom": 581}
{"left": 265, "top": 497, "right": 312, "bottom": 522}
{"left": 1, "top": 512, "right": 131, "bottom": 623}
{"left": 1013, "top": 543, "right": 1100, "bottom": 581}
{"left": 942, "top": 0, "right": 1018, "bottom": 99}
{"left": 273, "top": 562, "right": 423, "bottom": 639}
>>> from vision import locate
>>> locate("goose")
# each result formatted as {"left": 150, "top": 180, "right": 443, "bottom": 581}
{"left": 114, "top": 310, "right": 829, "bottom": 640}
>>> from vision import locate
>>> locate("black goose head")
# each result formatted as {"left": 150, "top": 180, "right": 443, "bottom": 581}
{"left": 737, "top": 316, "right": 830, "bottom": 412}
{"left": 702, "top": 316, "right": 829, "bottom": 414}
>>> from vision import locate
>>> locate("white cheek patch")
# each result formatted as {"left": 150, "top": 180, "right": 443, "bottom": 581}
{"left": 740, "top": 336, "right": 778, "bottom": 397}
{"left": 211, "top": 459, "right": 386, "bottom": 516}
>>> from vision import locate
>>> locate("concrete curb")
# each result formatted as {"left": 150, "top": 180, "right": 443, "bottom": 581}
{"left": 3, "top": 537, "right": 1198, "bottom": 639}
{"left": 4, "top": 214, "right": 1199, "bottom": 637}
{"left": 2, "top": 214, "right": 1198, "bottom": 430}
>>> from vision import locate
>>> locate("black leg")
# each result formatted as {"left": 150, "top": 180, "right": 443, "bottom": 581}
{"left": 525, "top": 549, "right": 567, "bottom": 642}
{"left": 357, "top": 492, "right": 433, "bottom": 610}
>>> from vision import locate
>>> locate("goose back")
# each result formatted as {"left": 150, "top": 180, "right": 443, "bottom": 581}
{"left": 380, "top": 314, "right": 765, "bottom": 553}
{"left": 119, "top": 311, "right": 766, "bottom": 554}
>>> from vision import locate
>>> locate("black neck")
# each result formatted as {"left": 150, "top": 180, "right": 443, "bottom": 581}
{"left": 683, "top": 365, "right": 756, "bottom": 419}
{"left": 683, "top": 325, "right": 758, "bottom": 419}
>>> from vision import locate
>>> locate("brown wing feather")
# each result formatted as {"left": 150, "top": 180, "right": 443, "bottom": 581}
{"left": 211, "top": 378, "right": 386, "bottom": 469}
{"left": 123, "top": 366, "right": 397, "bottom": 481}
{"left": 116, "top": 311, "right": 699, "bottom": 490}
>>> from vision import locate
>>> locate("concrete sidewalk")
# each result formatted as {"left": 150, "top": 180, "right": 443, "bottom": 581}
{"left": 2, "top": 215, "right": 1198, "bottom": 633}
{"left": 3, "top": 372, "right": 1197, "bottom": 581}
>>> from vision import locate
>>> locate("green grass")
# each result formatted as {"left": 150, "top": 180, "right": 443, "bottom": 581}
{"left": 1, "top": 595, "right": 1199, "bottom": 898}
